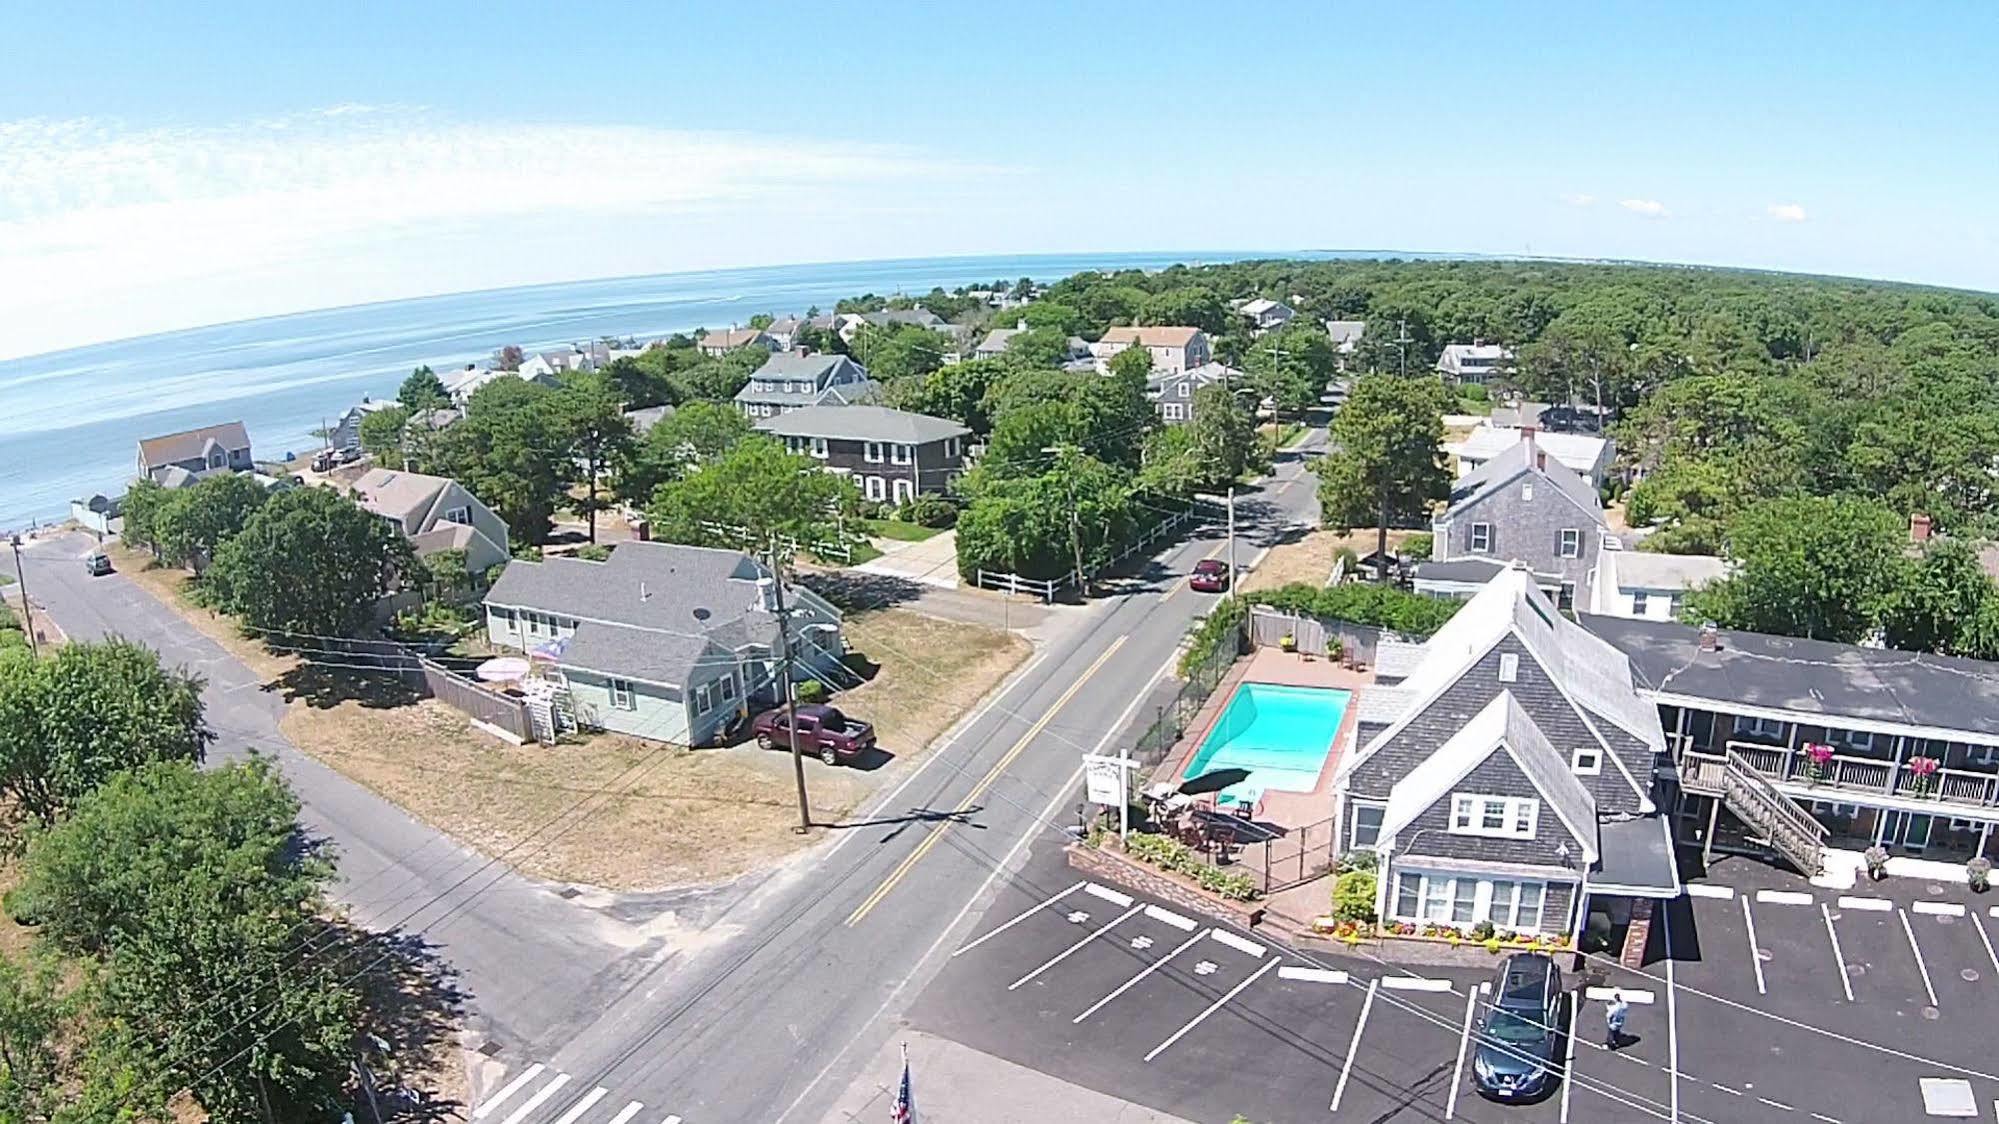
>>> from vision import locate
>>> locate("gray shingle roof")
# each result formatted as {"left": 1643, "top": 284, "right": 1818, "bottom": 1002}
{"left": 755, "top": 405, "right": 969, "bottom": 445}
{"left": 1449, "top": 439, "right": 1603, "bottom": 520}
{"left": 351, "top": 468, "right": 450, "bottom": 529}
{"left": 138, "top": 421, "right": 250, "bottom": 467}
{"left": 1581, "top": 613, "right": 1999, "bottom": 743}
{"left": 486, "top": 543, "right": 796, "bottom": 684}
{"left": 747, "top": 352, "right": 867, "bottom": 383}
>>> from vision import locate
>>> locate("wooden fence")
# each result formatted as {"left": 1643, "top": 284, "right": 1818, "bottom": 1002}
{"left": 1247, "top": 607, "right": 1389, "bottom": 664}
{"left": 260, "top": 629, "right": 536, "bottom": 743}
{"left": 417, "top": 657, "right": 535, "bottom": 743}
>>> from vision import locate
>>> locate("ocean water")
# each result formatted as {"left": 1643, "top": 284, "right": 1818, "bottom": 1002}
{"left": 0, "top": 249, "right": 1376, "bottom": 531}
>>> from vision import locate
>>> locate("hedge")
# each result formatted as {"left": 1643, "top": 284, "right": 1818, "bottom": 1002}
{"left": 1248, "top": 581, "right": 1461, "bottom": 638}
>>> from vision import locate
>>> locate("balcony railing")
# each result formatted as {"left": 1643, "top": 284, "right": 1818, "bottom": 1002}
{"left": 1680, "top": 740, "right": 1999, "bottom": 811}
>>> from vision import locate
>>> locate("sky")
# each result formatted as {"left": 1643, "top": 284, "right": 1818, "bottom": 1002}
{"left": 2, "top": 1, "right": 1996, "bottom": 359}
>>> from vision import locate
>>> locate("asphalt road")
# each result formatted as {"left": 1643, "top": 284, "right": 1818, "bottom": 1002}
{"left": 15, "top": 429, "right": 1326, "bottom": 1124}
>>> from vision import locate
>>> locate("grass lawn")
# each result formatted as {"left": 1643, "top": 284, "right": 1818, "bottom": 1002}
{"left": 1239, "top": 528, "right": 1416, "bottom": 594}
{"left": 860, "top": 518, "right": 944, "bottom": 542}
{"left": 105, "top": 542, "right": 1031, "bottom": 890}
{"left": 1271, "top": 421, "right": 1307, "bottom": 449}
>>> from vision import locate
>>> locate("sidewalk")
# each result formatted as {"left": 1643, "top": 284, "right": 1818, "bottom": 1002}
{"left": 820, "top": 1030, "right": 1197, "bottom": 1124}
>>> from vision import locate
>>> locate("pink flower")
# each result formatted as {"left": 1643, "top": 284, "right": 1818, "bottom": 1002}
{"left": 1806, "top": 743, "right": 1834, "bottom": 766}
{"left": 1909, "top": 756, "right": 1940, "bottom": 777}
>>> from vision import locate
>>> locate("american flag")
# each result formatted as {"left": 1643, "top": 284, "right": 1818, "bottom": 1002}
{"left": 890, "top": 1043, "right": 915, "bottom": 1123}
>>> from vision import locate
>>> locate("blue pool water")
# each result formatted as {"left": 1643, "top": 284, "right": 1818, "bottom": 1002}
{"left": 1182, "top": 683, "right": 1352, "bottom": 795}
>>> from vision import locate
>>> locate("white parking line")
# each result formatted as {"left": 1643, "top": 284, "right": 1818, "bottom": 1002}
{"left": 1900, "top": 908, "right": 1940, "bottom": 1008}
{"left": 1975, "top": 913, "right": 1999, "bottom": 979}
{"left": 1209, "top": 929, "right": 1266, "bottom": 958}
{"left": 606, "top": 1104, "right": 644, "bottom": 1124}
{"left": 1663, "top": 901, "right": 1682, "bottom": 1124}
{"left": 1143, "top": 958, "right": 1280, "bottom": 1062}
{"left": 1073, "top": 928, "right": 1208, "bottom": 1024}
{"left": 473, "top": 1063, "right": 545, "bottom": 1119}
{"left": 1083, "top": 882, "right": 1133, "bottom": 907}
{"left": 1758, "top": 1095, "right": 1795, "bottom": 1111}
{"left": 498, "top": 1073, "right": 571, "bottom": 1124}
{"left": 1559, "top": 994, "right": 1579, "bottom": 1124}
{"left": 1822, "top": 903, "right": 1855, "bottom": 1002}
{"left": 1445, "top": 987, "right": 1476, "bottom": 1120}
{"left": 952, "top": 882, "right": 1084, "bottom": 956}
{"left": 1583, "top": 987, "right": 1655, "bottom": 1004}
{"left": 1685, "top": 883, "right": 1735, "bottom": 899}
{"left": 1382, "top": 975, "right": 1454, "bottom": 992}
{"left": 1330, "top": 979, "right": 1377, "bottom": 1111}
{"left": 1144, "top": 903, "right": 1196, "bottom": 931}
{"left": 1741, "top": 896, "right": 1767, "bottom": 995}
{"left": 551, "top": 1087, "right": 608, "bottom": 1124}
{"left": 1755, "top": 889, "right": 1814, "bottom": 906}
{"left": 662, "top": 1116, "right": 683, "bottom": 1124}
{"left": 1277, "top": 966, "right": 1348, "bottom": 984}
{"left": 1915, "top": 900, "right": 1967, "bottom": 917}
{"left": 1838, "top": 895, "right": 1892, "bottom": 912}
{"left": 1008, "top": 903, "right": 1142, "bottom": 990}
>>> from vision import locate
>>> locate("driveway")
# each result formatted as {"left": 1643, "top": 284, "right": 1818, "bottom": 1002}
{"left": 853, "top": 528, "right": 961, "bottom": 589}
{"left": 13, "top": 531, "right": 743, "bottom": 1062}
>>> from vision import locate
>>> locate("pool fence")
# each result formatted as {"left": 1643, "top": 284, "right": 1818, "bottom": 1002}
{"left": 1247, "top": 606, "right": 1389, "bottom": 665}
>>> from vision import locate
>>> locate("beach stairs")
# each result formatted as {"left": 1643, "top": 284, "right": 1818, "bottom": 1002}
{"left": 1718, "top": 750, "right": 1827, "bottom": 876}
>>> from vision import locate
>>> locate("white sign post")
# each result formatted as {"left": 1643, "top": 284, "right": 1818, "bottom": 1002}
{"left": 1082, "top": 751, "right": 1142, "bottom": 841}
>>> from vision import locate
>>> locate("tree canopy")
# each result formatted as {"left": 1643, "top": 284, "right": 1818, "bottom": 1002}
{"left": 1684, "top": 495, "right": 1906, "bottom": 643}
{"left": 646, "top": 436, "right": 856, "bottom": 553}
{"left": 151, "top": 472, "right": 270, "bottom": 572}
{"left": 396, "top": 365, "right": 447, "bottom": 411}
{"left": 205, "top": 485, "right": 417, "bottom": 637}
{"left": 1315, "top": 374, "right": 1451, "bottom": 575}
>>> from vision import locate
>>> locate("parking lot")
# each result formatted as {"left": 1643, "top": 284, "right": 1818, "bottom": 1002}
{"left": 910, "top": 846, "right": 1999, "bottom": 1123}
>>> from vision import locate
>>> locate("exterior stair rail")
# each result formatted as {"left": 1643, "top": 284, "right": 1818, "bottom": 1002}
{"left": 1720, "top": 749, "right": 1828, "bottom": 875}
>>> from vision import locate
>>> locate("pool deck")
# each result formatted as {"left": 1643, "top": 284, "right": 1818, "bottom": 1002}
{"left": 1153, "top": 647, "right": 1370, "bottom": 828}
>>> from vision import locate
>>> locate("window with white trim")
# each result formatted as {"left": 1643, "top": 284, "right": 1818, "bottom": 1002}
{"left": 864, "top": 441, "right": 885, "bottom": 463}
{"left": 1631, "top": 590, "right": 1649, "bottom": 616}
{"left": 1498, "top": 653, "right": 1519, "bottom": 683}
{"left": 810, "top": 437, "right": 828, "bottom": 459}
{"left": 1521, "top": 482, "right": 1534, "bottom": 501}
{"left": 944, "top": 437, "right": 959, "bottom": 458}
{"left": 1571, "top": 746, "right": 1602, "bottom": 775}
{"left": 1349, "top": 801, "right": 1385, "bottom": 850}
{"left": 442, "top": 505, "right": 470, "bottom": 525}
{"left": 609, "top": 677, "right": 636, "bottom": 711}
{"left": 1668, "top": 592, "right": 1684, "bottom": 617}
{"left": 692, "top": 680, "right": 718, "bottom": 716}
{"left": 891, "top": 443, "right": 913, "bottom": 465}
{"left": 892, "top": 478, "right": 914, "bottom": 503}
{"left": 1560, "top": 528, "right": 1581, "bottom": 558}
{"left": 1470, "top": 522, "right": 1492, "bottom": 553}
{"left": 1449, "top": 793, "right": 1538, "bottom": 840}
{"left": 1732, "top": 715, "right": 1785, "bottom": 740}
{"left": 1163, "top": 403, "right": 1184, "bottom": 421}
{"left": 865, "top": 476, "right": 886, "bottom": 501}
{"left": 1391, "top": 872, "right": 1549, "bottom": 932}
{"left": 1966, "top": 744, "right": 1999, "bottom": 767}
{"left": 1178, "top": 381, "right": 1191, "bottom": 398}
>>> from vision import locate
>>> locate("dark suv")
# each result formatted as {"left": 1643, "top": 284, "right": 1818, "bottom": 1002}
{"left": 1471, "top": 952, "right": 1565, "bottom": 1101}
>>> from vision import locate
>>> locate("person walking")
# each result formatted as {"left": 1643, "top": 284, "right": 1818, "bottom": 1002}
{"left": 1604, "top": 990, "right": 1629, "bottom": 1050}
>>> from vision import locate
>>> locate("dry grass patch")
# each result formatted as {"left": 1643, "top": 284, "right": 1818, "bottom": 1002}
{"left": 1241, "top": 528, "right": 1415, "bottom": 594}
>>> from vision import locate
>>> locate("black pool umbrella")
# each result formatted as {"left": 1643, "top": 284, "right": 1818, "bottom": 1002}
{"left": 1178, "top": 767, "right": 1253, "bottom": 797}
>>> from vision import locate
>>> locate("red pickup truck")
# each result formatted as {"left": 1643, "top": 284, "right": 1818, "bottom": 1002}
{"left": 751, "top": 703, "right": 877, "bottom": 765}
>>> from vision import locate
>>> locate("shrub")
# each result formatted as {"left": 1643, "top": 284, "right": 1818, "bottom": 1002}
{"left": 1471, "top": 919, "right": 1497, "bottom": 941}
{"left": 573, "top": 543, "right": 613, "bottom": 562}
{"left": 1401, "top": 531, "right": 1433, "bottom": 561}
{"left": 1179, "top": 596, "right": 1247, "bottom": 678}
{"left": 1123, "top": 832, "right": 1259, "bottom": 900}
{"left": 1248, "top": 581, "right": 1462, "bottom": 638}
{"left": 793, "top": 680, "right": 827, "bottom": 704}
{"left": 899, "top": 494, "right": 959, "bottom": 529}
{"left": 1336, "top": 849, "right": 1379, "bottom": 874}
{"left": 1458, "top": 383, "right": 1488, "bottom": 403}
{"left": 1331, "top": 870, "right": 1378, "bottom": 922}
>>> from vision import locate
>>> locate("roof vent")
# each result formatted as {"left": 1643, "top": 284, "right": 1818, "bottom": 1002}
{"left": 692, "top": 607, "right": 712, "bottom": 621}
{"left": 1697, "top": 621, "right": 1721, "bottom": 652}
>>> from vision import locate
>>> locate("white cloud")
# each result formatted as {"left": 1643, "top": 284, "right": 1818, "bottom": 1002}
{"left": 0, "top": 108, "right": 1007, "bottom": 358}
{"left": 1619, "top": 198, "right": 1669, "bottom": 219}
{"left": 1767, "top": 202, "right": 1808, "bottom": 223}
{"left": 1560, "top": 192, "right": 1597, "bottom": 207}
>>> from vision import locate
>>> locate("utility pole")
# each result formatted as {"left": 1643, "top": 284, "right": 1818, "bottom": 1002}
{"left": 1395, "top": 318, "right": 1413, "bottom": 378}
{"left": 1226, "top": 486, "right": 1238, "bottom": 599}
{"left": 8, "top": 536, "right": 37, "bottom": 657}
{"left": 769, "top": 539, "right": 812, "bottom": 834}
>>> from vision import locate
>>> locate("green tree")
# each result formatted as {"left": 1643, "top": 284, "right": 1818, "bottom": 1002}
{"left": 555, "top": 371, "right": 636, "bottom": 543}
{"left": 1881, "top": 538, "right": 1999, "bottom": 658}
{"left": 1685, "top": 496, "right": 1904, "bottom": 642}
{"left": 956, "top": 450, "right": 1136, "bottom": 582}
{"left": 1005, "top": 327, "right": 1072, "bottom": 369}
{"left": 851, "top": 323, "right": 943, "bottom": 382}
{"left": 0, "top": 950, "right": 68, "bottom": 1122}
{"left": 646, "top": 437, "right": 856, "bottom": 552}
{"left": 1316, "top": 375, "right": 1451, "bottom": 580}
{"left": 396, "top": 365, "right": 446, "bottom": 411}
{"left": 10, "top": 760, "right": 361, "bottom": 1124}
{"left": 887, "top": 357, "right": 1010, "bottom": 434}
{"left": 205, "top": 486, "right": 417, "bottom": 637}
{"left": 119, "top": 477, "right": 169, "bottom": 556}
{"left": 1248, "top": 325, "right": 1334, "bottom": 418}
{"left": 434, "top": 376, "right": 579, "bottom": 543}
{"left": 357, "top": 404, "right": 411, "bottom": 463}
{"left": 1185, "top": 382, "right": 1258, "bottom": 490}
{"left": 0, "top": 637, "right": 209, "bottom": 825}
{"left": 151, "top": 471, "right": 270, "bottom": 572}
{"left": 602, "top": 354, "right": 678, "bottom": 410}
{"left": 1107, "top": 342, "right": 1154, "bottom": 384}
{"left": 1137, "top": 286, "right": 1228, "bottom": 335}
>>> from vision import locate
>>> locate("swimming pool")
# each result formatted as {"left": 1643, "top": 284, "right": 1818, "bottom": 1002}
{"left": 1181, "top": 683, "right": 1352, "bottom": 795}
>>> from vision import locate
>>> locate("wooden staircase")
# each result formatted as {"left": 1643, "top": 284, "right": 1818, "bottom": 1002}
{"left": 1719, "top": 749, "right": 1827, "bottom": 876}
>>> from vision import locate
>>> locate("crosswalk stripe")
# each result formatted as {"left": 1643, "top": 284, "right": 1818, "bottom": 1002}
{"left": 551, "top": 1086, "right": 608, "bottom": 1124}
{"left": 473, "top": 1063, "right": 545, "bottom": 1120}
{"left": 606, "top": 1104, "right": 644, "bottom": 1124}
{"left": 499, "top": 1072, "right": 571, "bottom": 1124}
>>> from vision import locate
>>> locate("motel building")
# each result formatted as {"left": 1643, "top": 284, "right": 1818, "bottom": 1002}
{"left": 1582, "top": 614, "right": 1999, "bottom": 872}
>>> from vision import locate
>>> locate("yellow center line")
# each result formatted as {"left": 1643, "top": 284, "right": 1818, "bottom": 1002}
{"left": 844, "top": 634, "right": 1129, "bottom": 927}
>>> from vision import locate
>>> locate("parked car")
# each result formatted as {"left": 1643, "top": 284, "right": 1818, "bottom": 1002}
{"left": 84, "top": 552, "right": 113, "bottom": 576}
{"left": 1188, "top": 558, "right": 1231, "bottom": 593}
{"left": 311, "top": 450, "right": 337, "bottom": 473}
{"left": 751, "top": 703, "right": 877, "bottom": 766}
{"left": 1471, "top": 952, "right": 1565, "bottom": 1101}
{"left": 335, "top": 445, "right": 363, "bottom": 465}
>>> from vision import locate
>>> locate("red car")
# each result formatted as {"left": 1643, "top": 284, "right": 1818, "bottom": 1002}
{"left": 751, "top": 703, "right": 877, "bottom": 765}
{"left": 1188, "top": 558, "right": 1232, "bottom": 593}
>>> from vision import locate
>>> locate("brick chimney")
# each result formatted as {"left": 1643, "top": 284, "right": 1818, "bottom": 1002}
{"left": 1698, "top": 621, "right": 1721, "bottom": 652}
{"left": 1910, "top": 512, "right": 1933, "bottom": 543}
